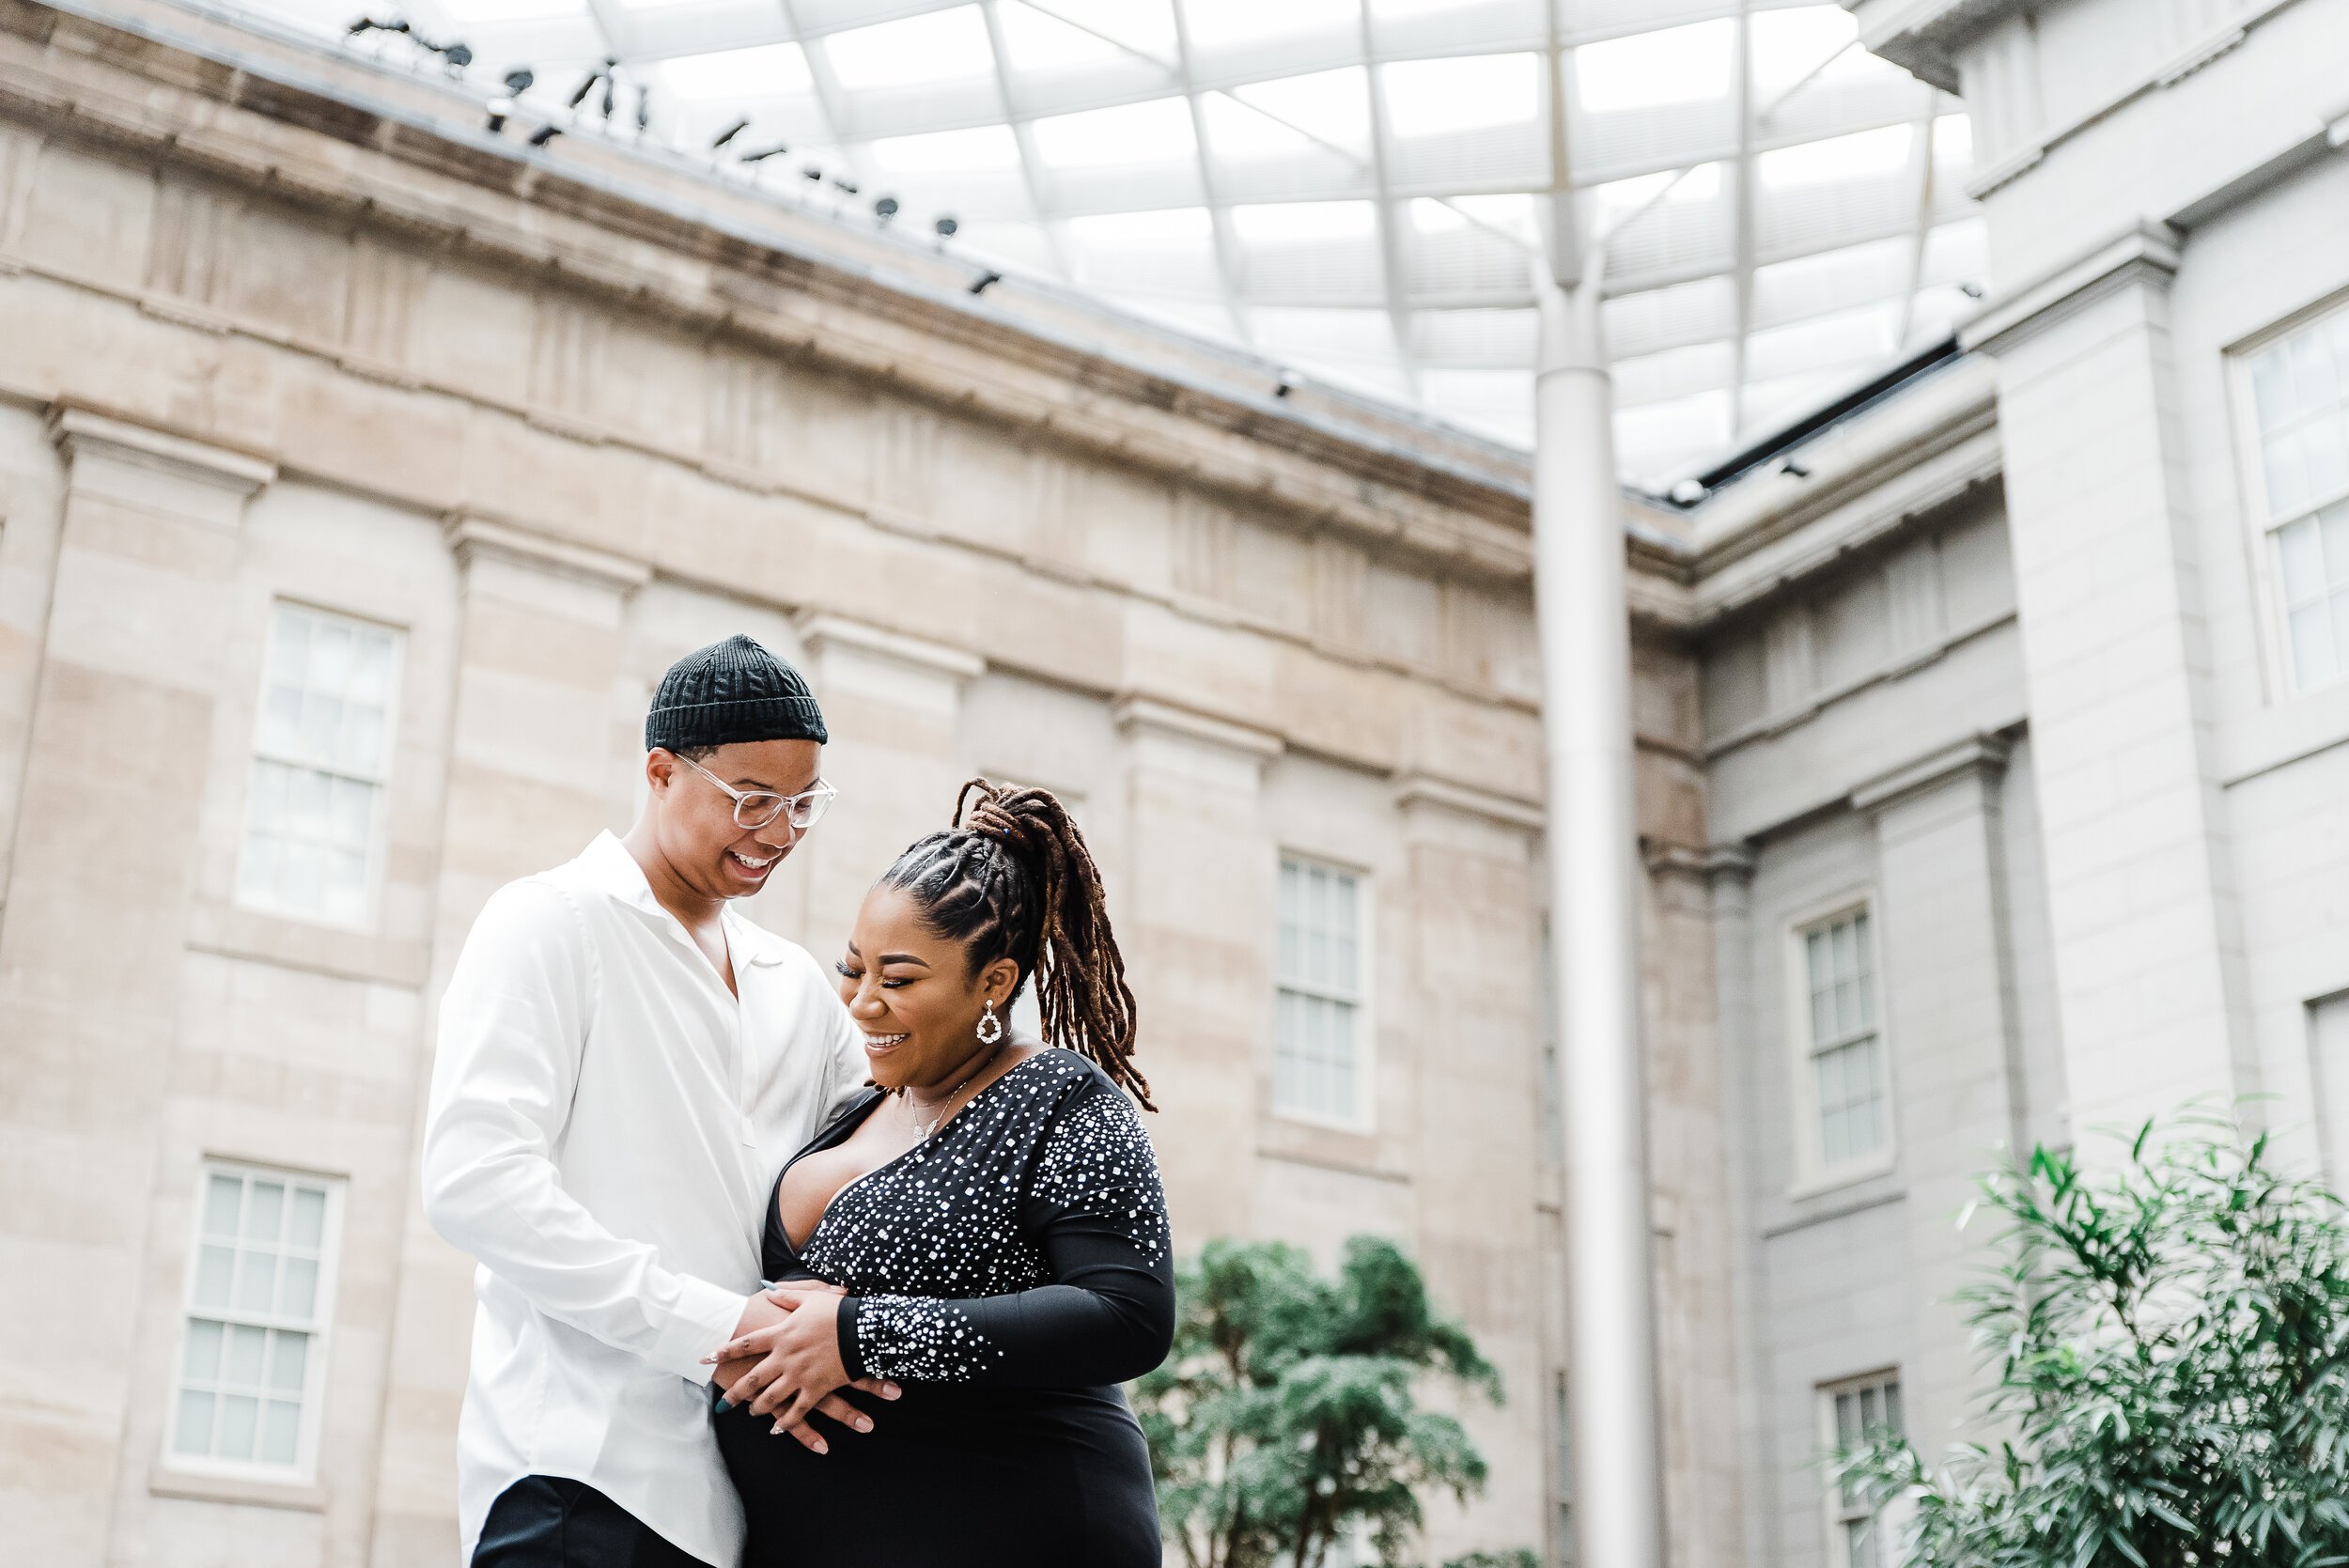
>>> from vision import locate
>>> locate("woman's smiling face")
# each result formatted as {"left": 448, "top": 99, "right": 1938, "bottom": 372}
{"left": 836, "top": 883, "right": 1019, "bottom": 1094}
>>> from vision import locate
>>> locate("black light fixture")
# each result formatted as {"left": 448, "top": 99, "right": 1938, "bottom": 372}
{"left": 710, "top": 116, "right": 751, "bottom": 150}
{"left": 1781, "top": 457, "right": 1812, "bottom": 478}
{"left": 487, "top": 69, "right": 533, "bottom": 133}
{"left": 874, "top": 195, "right": 900, "bottom": 225}
{"left": 348, "top": 15, "right": 470, "bottom": 73}
{"left": 802, "top": 164, "right": 825, "bottom": 182}
{"left": 529, "top": 123, "right": 562, "bottom": 147}
{"left": 969, "top": 270, "right": 1003, "bottom": 296}
{"left": 1273, "top": 369, "right": 1301, "bottom": 398}
{"left": 934, "top": 214, "right": 959, "bottom": 239}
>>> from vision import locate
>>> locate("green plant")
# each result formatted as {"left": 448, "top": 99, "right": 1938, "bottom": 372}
{"left": 1133, "top": 1234, "right": 1533, "bottom": 1568}
{"left": 1836, "top": 1114, "right": 2349, "bottom": 1567}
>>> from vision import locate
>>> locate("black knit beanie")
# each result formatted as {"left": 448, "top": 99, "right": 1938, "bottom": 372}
{"left": 645, "top": 634, "right": 829, "bottom": 751}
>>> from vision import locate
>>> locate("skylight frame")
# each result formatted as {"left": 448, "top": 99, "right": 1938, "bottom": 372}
{"left": 217, "top": 0, "right": 1979, "bottom": 487}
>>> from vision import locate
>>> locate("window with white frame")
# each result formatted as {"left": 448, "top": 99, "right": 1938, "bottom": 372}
{"left": 237, "top": 602, "right": 403, "bottom": 926}
{"left": 2246, "top": 305, "right": 2349, "bottom": 691}
{"left": 1822, "top": 1372, "right": 1905, "bottom": 1568}
{"left": 171, "top": 1162, "right": 342, "bottom": 1477}
{"left": 1273, "top": 856, "right": 1367, "bottom": 1126}
{"left": 1799, "top": 906, "right": 1888, "bottom": 1172}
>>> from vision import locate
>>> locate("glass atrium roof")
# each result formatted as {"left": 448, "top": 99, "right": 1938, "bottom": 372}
{"left": 216, "top": 0, "right": 1980, "bottom": 489}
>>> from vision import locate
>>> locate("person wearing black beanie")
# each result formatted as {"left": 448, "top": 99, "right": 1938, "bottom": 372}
{"left": 424, "top": 633, "right": 901, "bottom": 1568}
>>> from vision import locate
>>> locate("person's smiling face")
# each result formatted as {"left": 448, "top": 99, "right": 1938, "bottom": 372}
{"left": 836, "top": 883, "right": 1019, "bottom": 1094}
{"left": 646, "top": 738, "right": 822, "bottom": 903}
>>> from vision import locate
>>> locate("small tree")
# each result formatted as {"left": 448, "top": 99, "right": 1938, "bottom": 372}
{"left": 1134, "top": 1234, "right": 1532, "bottom": 1568}
{"left": 1837, "top": 1114, "right": 2349, "bottom": 1567}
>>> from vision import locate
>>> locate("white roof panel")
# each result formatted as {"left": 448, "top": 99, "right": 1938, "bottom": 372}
{"left": 238, "top": 0, "right": 1978, "bottom": 487}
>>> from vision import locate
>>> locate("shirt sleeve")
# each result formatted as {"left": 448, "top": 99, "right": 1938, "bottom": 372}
{"left": 421, "top": 879, "right": 749, "bottom": 1382}
{"left": 833, "top": 1080, "right": 1174, "bottom": 1389}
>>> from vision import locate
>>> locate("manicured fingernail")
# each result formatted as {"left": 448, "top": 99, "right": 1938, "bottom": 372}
{"left": 853, "top": 1417, "right": 873, "bottom": 1433}
{"left": 883, "top": 1383, "right": 902, "bottom": 1400}
{"left": 714, "top": 1399, "right": 733, "bottom": 1414}
{"left": 770, "top": 1421, "right": 784, "bottom": 1436}
{"left": 812, "top": 1438, "right": 828, "bottom": 1453}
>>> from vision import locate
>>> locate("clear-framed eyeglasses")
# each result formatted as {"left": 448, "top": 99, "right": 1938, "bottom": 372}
{"left": 672, "top": 752, "right": 838, "bottom": 832}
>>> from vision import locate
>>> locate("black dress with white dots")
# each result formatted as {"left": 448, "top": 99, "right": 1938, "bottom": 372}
{"left": 714, "top": 1048, "right": 1174, "bottom": 1568}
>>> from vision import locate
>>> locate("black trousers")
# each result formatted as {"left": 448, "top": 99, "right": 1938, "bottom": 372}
{"left": 474, "top": 1476, "right": 707, "bottom": 1568}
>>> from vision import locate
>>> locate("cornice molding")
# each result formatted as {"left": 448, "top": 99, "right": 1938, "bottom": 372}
{"left": 1393, "top": 772, "right": 1546, "bottom": 834}
{"left": 1843, "top": 0, "right": 2026, "bottom": 93}
{"left": 1962, "top": 220, "right": 2184, "bottom": 359}
{"left": 44, "top": 399, "right": 275, "bottom": 492}
{"left": 442, "top": 512, "right": 650, "bottom": 593}
{"left": 0, "top": 0, "right": 1551, "bottom": 577}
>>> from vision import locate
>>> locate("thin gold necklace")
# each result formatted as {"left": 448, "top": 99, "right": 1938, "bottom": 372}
{"left": 902, "top": 1040, "right": 1006, "bottom": 1139}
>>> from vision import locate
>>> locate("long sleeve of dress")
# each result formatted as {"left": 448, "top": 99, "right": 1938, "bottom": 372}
{"left": 835, "top": 1083, "right": 1174, "bottom": 1388}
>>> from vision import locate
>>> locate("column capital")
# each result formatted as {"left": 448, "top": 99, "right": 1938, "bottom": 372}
{"left": 1960, "top": 220, "right": 2183, "bottom": 358}
{"left": 1850, "top": 732, "right": 2011, "bottom": 816}
{"left": 1701, "top": 843, "right": 1756, "bottom": 885}
{"left": 1639, "top": 837, "right": 1714, "bottom": 883}
{"left": 1112, "top": 695, "right": 1283, "bottom": 762}
{"left": 46, "top": 401, "right": 275, "bottom": 499}
{"left": 442, "top": 512, "right": 650, "bottom": 593}
{"left": 1394, "top": 771, "right": 1546, "bottom": 836}
{"left": 794, "top": 613, "right": 986, "bottom": 685}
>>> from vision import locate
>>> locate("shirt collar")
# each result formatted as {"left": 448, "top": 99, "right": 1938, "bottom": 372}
{"left": 577, "top": 831, "right": 791, "bottom": 968}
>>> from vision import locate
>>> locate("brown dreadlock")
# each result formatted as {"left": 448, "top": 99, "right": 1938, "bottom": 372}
{"left": 877, "top": 778, "right": 1152, "bottom": 1110}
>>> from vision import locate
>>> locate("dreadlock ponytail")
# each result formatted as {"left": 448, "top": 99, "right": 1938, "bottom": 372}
{"left": 878, "top": 779, "right": 1151, "bottom": 1110}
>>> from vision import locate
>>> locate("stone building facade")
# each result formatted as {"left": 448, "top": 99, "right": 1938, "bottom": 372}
{"left": 2, "top": 1, "right": 2347, "bottom": 1567}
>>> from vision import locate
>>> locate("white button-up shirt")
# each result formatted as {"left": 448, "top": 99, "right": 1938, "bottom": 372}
{"left": 424, "top": 831, "right": 865, "bottom": 1567}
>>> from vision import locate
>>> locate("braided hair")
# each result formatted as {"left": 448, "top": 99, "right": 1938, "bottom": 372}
{"left": 879, "top": 778, "right": 1152, "bottom": 1110}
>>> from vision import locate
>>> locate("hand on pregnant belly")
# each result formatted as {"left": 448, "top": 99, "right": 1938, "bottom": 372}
{"left": 708, "top": 1283, "right": 895, "bottom": 1449}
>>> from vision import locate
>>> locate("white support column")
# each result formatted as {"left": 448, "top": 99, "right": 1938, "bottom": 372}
{"left": 1532, "top": 264, "right": 1667, "bottom": 1568}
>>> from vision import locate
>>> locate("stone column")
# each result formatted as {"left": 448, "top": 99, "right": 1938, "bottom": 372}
{"left": 1641, "top": 842, "right": 1748, "bottom": 1568}
{"left": 1966, "top": 226, "right": 2253, "bottom": 1133}
{"left": 1113, "top": 696, "right": 1280, "bottom": 1248}
{"left": 1704, "top": 846, "right": 1776, "bottom": 1568}
{"left": 1393, "top": 773, "right": 1548, "bottom": 1560}
{"left": 1854, "top": 735, "right": 2025, "bottom": 1452}
{"left": 789, "top": 614, "right": 985, "bottom": 945}
{"left": 367, "top": 513, "right": 650, "bottom": 1566}
{"left": 0, "top": 407, "right": 272, "bottom": 1565}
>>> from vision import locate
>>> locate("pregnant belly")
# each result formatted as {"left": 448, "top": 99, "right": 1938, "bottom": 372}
{"left": 714, "top": 1385, "right": 1158, "bottom": 1568}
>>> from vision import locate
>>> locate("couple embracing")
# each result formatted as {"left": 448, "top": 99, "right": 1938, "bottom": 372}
{"left": 423, "top": 635, "right": 1172, "bottom": 1568}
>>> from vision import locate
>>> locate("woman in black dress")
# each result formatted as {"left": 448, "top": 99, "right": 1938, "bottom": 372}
{"left": 703, "top": 779, "right": 1172, "bottom": 1568}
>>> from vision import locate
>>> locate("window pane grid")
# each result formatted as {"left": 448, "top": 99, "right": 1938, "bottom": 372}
{"left": 175, "top": 1167, "right": 334, "bottom": 1474}
{"left": 1825, "top": 1374, "right": 1904, "bottom": 1568}
{"left": 238, "top": 603, "right": 402, "bottom": 924}
{"left": 1803, "top": 909, "right": 1887, "bottom": 1167}
{"left": 1274, "top": 857, "right": 1365, "bottom": 1122}
{"left": 2251, "top": 312, "right": 2349, "bottom": 690}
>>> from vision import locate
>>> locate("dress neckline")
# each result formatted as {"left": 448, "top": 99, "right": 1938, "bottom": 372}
{"left": 777, "top": 1048, "right": 1060, "bottom": 1256}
